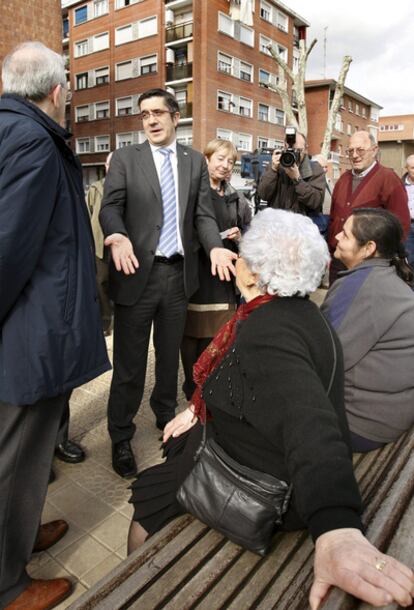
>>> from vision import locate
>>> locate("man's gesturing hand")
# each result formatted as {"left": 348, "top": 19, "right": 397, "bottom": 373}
{"left": 104, "top": 233, "right": 139, "bottom": 275}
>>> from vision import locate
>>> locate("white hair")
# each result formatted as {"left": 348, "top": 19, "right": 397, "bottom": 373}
{"left": 239, "top": 209, "right": 330, "bottom": 297}
{"left": 2, "top": 41, "right": 66, "bottom": 101}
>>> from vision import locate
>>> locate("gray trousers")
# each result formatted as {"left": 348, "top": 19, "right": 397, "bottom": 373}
{"left": 107, "top": 260, "right": 187, "bottom": 444}
{"left": 0, "top": 394, "right": 66, "bottom": 606}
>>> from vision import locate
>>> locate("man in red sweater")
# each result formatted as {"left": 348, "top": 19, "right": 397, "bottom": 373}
{"left": 328, "top": 130, "right": 409, "bottom": 284}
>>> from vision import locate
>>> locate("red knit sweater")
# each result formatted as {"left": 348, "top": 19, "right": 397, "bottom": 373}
{"left": 328, "top": 163, "right": 409, "bottom": 252}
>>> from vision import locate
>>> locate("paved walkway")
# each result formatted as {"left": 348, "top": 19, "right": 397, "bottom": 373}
{"left": 27, "top": 289, "right": 326, "bottom": 608}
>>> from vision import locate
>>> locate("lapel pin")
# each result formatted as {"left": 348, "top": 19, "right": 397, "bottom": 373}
{"left": 183, "top": 151, "right": 188, "bottom": 156}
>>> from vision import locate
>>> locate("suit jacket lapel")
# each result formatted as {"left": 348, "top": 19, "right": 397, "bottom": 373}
{"left": 137, "top": 141, "right": 162, "bottom": 204}
{"left": 177, "top": 144, "right": 191, "bottom": 232}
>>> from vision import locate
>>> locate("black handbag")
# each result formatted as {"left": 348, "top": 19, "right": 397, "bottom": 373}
{"left": 177, "top": 311, "right": 337, "bottom": 556}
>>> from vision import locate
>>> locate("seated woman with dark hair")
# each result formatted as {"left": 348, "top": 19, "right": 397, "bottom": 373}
{"left": 128, "top": 209, "right": 414, "bottom": 609}
{"left": 322, "top": 208, "right": 414, "bottom": 453}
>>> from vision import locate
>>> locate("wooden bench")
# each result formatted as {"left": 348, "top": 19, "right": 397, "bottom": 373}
{"left": 70, "top": 428, "right": 414, "bottom": 610}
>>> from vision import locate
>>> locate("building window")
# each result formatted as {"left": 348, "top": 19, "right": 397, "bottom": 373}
{"left": 217, "top": 128, "right": 232, "bottom": 141}
{"left": 76, "top": 105, "right": 89, "bottom": 122}
{"left": 75, "top": 39, "right": 88, "bottom": 57}
{"left": 95, "top": 135, "right": 110, "bottom": 152}
{"left": 116, "top": 24, "right": 132, "bottom": 45}
{"left": 258, "top": 103, "right": 269, "bottom": 122}
{"left": 275, "top": 109, "right": 284, "bottom": 125}
{"left": 76, "top": 138, "right": 90, "bottom": 154}
{"left": 239, "top": 24, "right": 254, "bottom": 47}
{"left": 218, "top": 12, "right": 233, "bottom": 37}
{"left": 260, "top": 0, "right": 271, "bottom": 21}
{"left": 76, "top": 72, "right": 88, "bottom": 89}
{"left": 217, "top": 52, "right": 232, "bottom": 74}
{"left": 95, "top": 101, "right": 109, "bottom": 119}
{"left": 116, "top": 133, "right": 133, "bottom": 148}
{"left": 347, "top": 123, "right": 352, "bottom": 135}
{"left": 217, "top": 91, "right": 232, "bottom": 112}
{"left": 140, "top": 54, "right": 157, "bottom": 75}
{"left": 348, "top": 101, "right": 353, "bottom": 112}
{"left": 240, "top": 61, "right": 252, "bottom": 82}
{"left": 237, "top": 133, "right": 252, "bottom": 151}
{"left": 277, "top": 11, "right": 288, "bottom": 32}
{"left": 95, "top": 66, "right": 109, "bottom": 85}
{"left": 362, "top": 107, "right": 367, "bottom": 118}
{"left": 259, "top": 69, "right": 270, "bottom": 86}
{"left": 176, "top": 125, "right": 192, "bottom": 146}
{"left": 239, "top": 97, "right": 252, "bottom": 118}
{"left": 63, "top": 18, "right": 69, "bottom": 38}
{"left": 75, "top": 6, "right": 87, "bottom": 25}
{"left": 335, "top": 113, "right": 343, "bottom": 132}
{"left": 260, "top": 34, "right": 271, "bottom": 55}
{"left": 355, "top": 103, "right": 360, "bottom": 115}
{"left": 138, "top": 16, "right": 157, "bottom": 38}
{"left": 258, "top": 137, "right": 269, "bottom": 149}
{"left": 116, "top": 97, "right": 133, "bottom": 116}
{"left": 116, "top": 0, "right": 141, "bottom": 6}
{"left": 94, "top": 0, "right": 108, "bottom": 17}
{"left": 116, "top": 60, "right": 133, "bottom": 80}
{"left": 93, "top": 32, "right": 109, "bottom": 52}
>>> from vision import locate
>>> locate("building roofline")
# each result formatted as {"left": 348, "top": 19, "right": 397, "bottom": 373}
{"left": 272, "top": 1, "right": 310, "bottom": 27}
{"left": 305, "top": 79, "right": 382, "bottom": 110}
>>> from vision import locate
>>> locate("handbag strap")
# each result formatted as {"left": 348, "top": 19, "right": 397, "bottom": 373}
{"left": 317, "top": 308, "right": 337, "bottom": 396}
{"left": 199, "top": 307, "right": 338, "bottom": 448}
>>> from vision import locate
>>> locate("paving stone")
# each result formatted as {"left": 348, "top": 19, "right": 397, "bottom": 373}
{"left": 55, "top": 535, "right": 112, "bottom": 579}
{"left": 90, "top": 512, "right": 130, "bottom": 552}
{"left": 80, "top": 554, "right": 121, "bottom": 588}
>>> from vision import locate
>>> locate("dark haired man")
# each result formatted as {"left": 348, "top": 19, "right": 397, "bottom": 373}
{"left": 100, "top": 88, "right": 236, "bottom": 478}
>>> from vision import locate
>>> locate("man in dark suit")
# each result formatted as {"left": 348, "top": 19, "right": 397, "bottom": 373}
{"left": 100, "top": 88, "right": 236, "bottom": 478}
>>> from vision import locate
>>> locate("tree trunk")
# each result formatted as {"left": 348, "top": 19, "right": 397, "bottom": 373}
{"left": 321, "top": 56, "right": 353, "bottom": 158}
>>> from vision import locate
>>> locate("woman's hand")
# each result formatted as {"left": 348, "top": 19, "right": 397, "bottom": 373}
{"left": 163, "top": 407, "right": 197, "bottom": 443}
{"left": 309, "top": 528, "right": 414, "bottom": 609}
{"left": 226, "top": 227, "right": 241, "bottom": 242}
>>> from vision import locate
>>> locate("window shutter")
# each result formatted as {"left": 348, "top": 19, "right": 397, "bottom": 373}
{"left": 132, "top": 95, "right": 140, "bottom": 114}
{"left": 88, "top": 70, "right": 96, "bottom": 87}
{"left": 132, "top": 21, "right": 140, "bottom": 40}
{"left": 89, "top": 104, "right": 95, "bottom": 121}
{"left": 89, "top": 137, "right": 95, "bottom": 153}
{"left": 233, "top": 58, "right": 240, "bottom": 78}
{"left": 132, "top": 58, "right": 140, "bottom": 78}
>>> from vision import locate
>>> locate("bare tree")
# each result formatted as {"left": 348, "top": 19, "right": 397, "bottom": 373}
{"left": 267, "top": 41, "right": 352, "bottom": 156}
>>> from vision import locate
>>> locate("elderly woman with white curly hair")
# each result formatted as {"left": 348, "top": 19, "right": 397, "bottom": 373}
{"left": 128, "top": 209, "right": 414, "bottom": 609}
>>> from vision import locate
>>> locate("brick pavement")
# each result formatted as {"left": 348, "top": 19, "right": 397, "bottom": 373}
{"left": 27, "top": 289, "right": 326, "bottom": 607}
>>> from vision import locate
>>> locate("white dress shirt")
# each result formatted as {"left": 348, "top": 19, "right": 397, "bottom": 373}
{"left": 149, "top": 140, "right": 183, "bottom": 256}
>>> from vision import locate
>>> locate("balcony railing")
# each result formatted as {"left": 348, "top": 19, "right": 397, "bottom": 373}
{"left": 166, "top": 21, "right": 193, "bottom": 42}
{"left": 166, "top": 62, "right": 193, "bottom": 81}
{"left": 178, "top": 102, "right": 192, "bottom": 118}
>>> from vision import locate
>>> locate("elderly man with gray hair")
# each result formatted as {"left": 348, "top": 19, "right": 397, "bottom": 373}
{"left": 0, "top": 42, "right": 110, "bottom": 609}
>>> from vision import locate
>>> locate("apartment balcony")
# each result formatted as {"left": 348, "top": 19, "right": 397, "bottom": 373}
{"left": 166, "top": 62, "right": 193, "bottom": 82}
{"left": 166, "top": 21, "right": 193, "bottom": 43}
{"left": 178, "top": 102, "right": 192, "bottom": 119}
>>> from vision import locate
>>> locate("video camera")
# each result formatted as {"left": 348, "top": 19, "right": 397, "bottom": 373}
{"left": 279, "top": 126, "right": 300, "bottom": 168}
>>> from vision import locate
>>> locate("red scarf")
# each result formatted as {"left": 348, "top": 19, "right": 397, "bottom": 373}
{"left": 191, "top": 294, "right": 277, "bottom": 422}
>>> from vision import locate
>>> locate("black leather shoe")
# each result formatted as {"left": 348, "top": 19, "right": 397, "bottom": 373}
{"left": 112, "top": 440, "right": 137, "bottom": 478}
{"left": 55, "top": 440, "right": 86, "bottom": 464}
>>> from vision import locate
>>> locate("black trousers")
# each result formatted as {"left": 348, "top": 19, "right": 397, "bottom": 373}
{"left": 0, "top": 394, "right": 66, "bottom": 606}
{"left": 108, "top": 260, "right": 187, "bottom": 444}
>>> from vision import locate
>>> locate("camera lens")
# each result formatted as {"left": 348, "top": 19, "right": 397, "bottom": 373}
{"left": 280, "top": 150, "right": 297, "bottom": 168}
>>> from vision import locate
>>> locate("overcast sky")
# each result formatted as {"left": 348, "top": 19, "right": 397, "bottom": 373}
{"left": 285, "top": 0, "right": 414, "bottom": 117}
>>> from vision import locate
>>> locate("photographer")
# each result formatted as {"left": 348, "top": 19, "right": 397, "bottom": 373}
{"left": 257, "top": 129, "right": 325, "bottom": 215}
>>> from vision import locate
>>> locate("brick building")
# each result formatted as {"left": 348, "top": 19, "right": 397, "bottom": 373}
{"left": 0, "top": 0, "right": 63, "bottom": 92}
{"left": 305, "top": 79, "right": 381, "bottom": 181}
{"left": 64, "top": 0, "right": 309, "bottom": 186}
{"left": 378, "top": 114, "right": 414, "bottom": 177}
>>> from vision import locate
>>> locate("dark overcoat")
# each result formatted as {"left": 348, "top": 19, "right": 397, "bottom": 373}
{"left": 0, "top": 94, "right": 110, "bottom": 405}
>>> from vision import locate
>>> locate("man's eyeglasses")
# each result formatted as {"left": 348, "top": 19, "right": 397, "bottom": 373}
{"left": 346, "top": 147, "right": 374, "bottom": 158}
{"left": 139, "top": 109, "right": 173, "bottom": 121}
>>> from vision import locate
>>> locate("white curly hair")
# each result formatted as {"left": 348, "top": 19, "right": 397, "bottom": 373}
{"left": 239, "top": 208, "right": 329, "bottom": 297}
